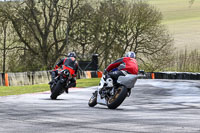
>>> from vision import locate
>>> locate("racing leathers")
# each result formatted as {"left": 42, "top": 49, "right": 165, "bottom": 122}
{"left": 50, "top": 57, "right": 78, "bottom": 92}
{"left": 104, "top": 57, "right": 138, "bottom": 85}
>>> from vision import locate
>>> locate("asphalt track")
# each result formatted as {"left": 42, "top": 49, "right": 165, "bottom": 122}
{"left": 0, "top": 79, "right": 200, "bottom": 133}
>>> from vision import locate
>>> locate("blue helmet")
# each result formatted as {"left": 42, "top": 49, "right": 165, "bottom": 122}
{"left": 125, "top": 51, "right": 136, "bottom": 58}
{"left": 67, "top": 52, "right": 76, "bottom": 58}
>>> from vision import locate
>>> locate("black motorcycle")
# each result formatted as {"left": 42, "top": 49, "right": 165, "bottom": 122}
{"left": 49, "top": 69, "right": 75, "bottom": 99}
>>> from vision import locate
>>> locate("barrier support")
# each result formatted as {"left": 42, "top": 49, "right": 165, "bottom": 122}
{"left": 97, "top": 71, "right": 102, "bottom": 78}
{"left": 5, "top": 73, "right": 9, "bottom": 86}
{"left": 86, "top": 71, "right": 91, "bottom": 78}
{"left": 151, "top": 73, "right": 155, "bottom": 79}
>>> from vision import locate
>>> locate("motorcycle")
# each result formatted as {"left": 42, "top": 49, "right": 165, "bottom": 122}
{"left": 88, "top": 71, "right": 144, "bottom": 109}
{"left": 49, "top": 69, "right": 75, "bottom": 99}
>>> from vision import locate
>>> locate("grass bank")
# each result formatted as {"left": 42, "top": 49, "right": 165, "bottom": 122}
{"left": 0, "top": 78, "right": 100, "bottom": 96}
{"left": 148, "top": 0, "right": 200, "bottom": 50}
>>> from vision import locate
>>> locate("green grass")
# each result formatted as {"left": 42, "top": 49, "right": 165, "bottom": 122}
{"left": 0, "top": 78, "right": 100, "bottom": 96}
{"left": 76, "top": 78, "right": 100, "bottom": 88}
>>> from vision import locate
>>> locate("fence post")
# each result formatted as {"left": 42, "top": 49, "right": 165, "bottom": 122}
{"left": 97, "top": 71, "right": 102, "bottom": 78}
{"left": 151, "top": 73, "right": 155, "bottom": 79}
{"left": 5, "top": 73, "right": 9, "bottom": 86}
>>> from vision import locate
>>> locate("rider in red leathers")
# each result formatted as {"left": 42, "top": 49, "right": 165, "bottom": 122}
{"left": 49, "top": 52, "right": 78, "bottom": 93}
{"left": 103, "top": 51, "right": 138, "bottom": 87}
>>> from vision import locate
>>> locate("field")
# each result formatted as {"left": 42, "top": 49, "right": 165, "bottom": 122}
{"left": 148, "top": 0, "right": 200, "bottom": 51}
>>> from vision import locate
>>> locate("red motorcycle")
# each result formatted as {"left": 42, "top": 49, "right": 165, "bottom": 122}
{"left": 50, "top": 69, "right": 75, "bottom": 99}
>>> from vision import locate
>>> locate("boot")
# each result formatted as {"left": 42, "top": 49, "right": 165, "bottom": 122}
{"left": 49, "top": 71, "right": 57, "bottom": 85}
{"left": 49, "top": 77, "right": 56, "bottom": 84}
{"left": 65, "top": 87, "right": 69, "bottom": 93}
{"left": 106, "top": 78, "right": 113, "bottom": 87}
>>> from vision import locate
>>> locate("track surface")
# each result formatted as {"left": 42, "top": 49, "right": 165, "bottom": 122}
{"left": 0, "top": 79, "right": 200, "bottom": 133}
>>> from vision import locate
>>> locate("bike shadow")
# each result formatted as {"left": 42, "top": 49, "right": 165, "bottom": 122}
{"left": 93, "top": 106, "right": 124, "bottom": 111}
{"left": 40, "top": 98, "right": 67, "bottom": 101}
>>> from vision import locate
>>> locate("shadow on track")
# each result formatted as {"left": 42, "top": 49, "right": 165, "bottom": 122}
{"left": 89, "top": 106, "right": 124, "bottom": 111}
{"left": 40, "top": 98, "right": 67, "bottom": 101}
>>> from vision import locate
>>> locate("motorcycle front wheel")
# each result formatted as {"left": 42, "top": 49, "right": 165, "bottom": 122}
{"left": 107, "top": 86, "right": 127, "bottom": 109}
{"left": 50, "top": 80, "right": 63, "bottom": 100}
{"left": 88, "top": 91, "right": 97, "bottom": 107}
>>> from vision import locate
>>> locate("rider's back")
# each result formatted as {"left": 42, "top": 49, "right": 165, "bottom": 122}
{"left": 121, "top": 57, "right": 138, "bottom": 75}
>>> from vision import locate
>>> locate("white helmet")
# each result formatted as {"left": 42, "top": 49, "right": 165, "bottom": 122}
{"left": 67, "top": 52, "right": 76, "bottom": 58}
{"left": 125, "top": 51, "right": 136, "bottom": 58}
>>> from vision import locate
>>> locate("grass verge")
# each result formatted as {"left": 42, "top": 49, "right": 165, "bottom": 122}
{"left": 0, "top": 78, "right": 100, "bottom": 96}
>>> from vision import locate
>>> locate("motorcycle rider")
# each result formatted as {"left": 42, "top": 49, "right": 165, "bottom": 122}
{"left": 103, "top": 51, "right": 138, "bottom": 87}
{"left": 49, "top": 52, "right": 78, "bottom": 93}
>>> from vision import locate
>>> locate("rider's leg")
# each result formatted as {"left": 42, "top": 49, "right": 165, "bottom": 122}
{"left": 49, "top": 70, "right": 58, "bottom": 84}
{"left": 107, "top": 70, "right": 125, "bottom": 85}
{"left": 67, "top": 78, "right": 76, "bottom": 88}
{"left": 65, "top": 78, "right": 76, "bottom": 93}
{"left": 70, "top": 78, "right": 76, "bottom": 87}
{"left": 99, "top": 70, "right": 125, "bottom": 94}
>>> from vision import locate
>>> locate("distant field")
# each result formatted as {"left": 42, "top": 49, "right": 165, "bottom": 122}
{"left": 148, "top": 0, "right": 200, "bottom": 51}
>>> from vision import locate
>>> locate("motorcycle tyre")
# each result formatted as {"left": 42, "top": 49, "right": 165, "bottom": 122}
{"left": 88, "top": 91, "right": 97, "bottom": 107}
{"left": 50, "top": 83, "right": 56, "bottom": 93}
{"left": 107, "top": 86, "right": 127, "bottom": 109}
{"left": 50, "top": 80, "right": 63, "bottom": 100}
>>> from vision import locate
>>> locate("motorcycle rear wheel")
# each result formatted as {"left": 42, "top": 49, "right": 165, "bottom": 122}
{"left": 107, "top": 86, "right": 127, "bottom": 109}
{"left": 88, "top": 91, "right": 97, "bottom": 107}
{"left": 50, "top": 80, "right": 63, "bottom": 100}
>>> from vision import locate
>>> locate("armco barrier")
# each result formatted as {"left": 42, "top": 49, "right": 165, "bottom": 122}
{"left": 83, "top": 71, "right": 102, "bottom": 79}
{"left": 0, "top": 73, "right": 3, "bottom": 86}
{"left": 7, "top": 71, "right": 51, "bottom": 86}
{"left": 8, "top": 72, "right": 30, "bottom": 86}
{"left": 1, "top": 71, "right": 199, "bottom": 86}
{"left": 176, "top": 73, "right": 183, "bottom": 79}
{"left": 32, "top": 71, "right": 51, "bottom": 85}
{"left": 198, "top": 73, "right": 200, "bottom": 80}
{"left": 91, "top": 71, "right": 98, "bottom": 78}
{"left": 0, "top": 70, "right": 102, "bottom": 86}
{"left": 152, "top": 72, "right": 200, "bottom": 80}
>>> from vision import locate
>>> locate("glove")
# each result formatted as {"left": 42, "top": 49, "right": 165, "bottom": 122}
{"left": 103, "top": 69, "right": 108, "bottom": 75}
{"left": 54, "top": 65, "right": 59, "bottom": 70}
{"left": 72, "top": 74, "right": 77, "bottom": 77}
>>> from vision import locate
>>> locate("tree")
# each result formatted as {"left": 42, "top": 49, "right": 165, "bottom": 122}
{"left": 0, "top": 0, "right": 83, "bottom": 70}
{"left": 0, "top": 0, "right": 174, "bottom": 72}
{"left": 70, "top": 3, "right": 95, "bottom": 60}
{"left": 90, "top": 1, "right": 122, "bottom": 68}
{"left": 0, "top": 3, "right": 17, "bottom": 73}
{"left": 89, "top": 0, "right": 174, "bottom": 71}
{"left": 0, "top": 19, "right": 8, "bottom": 73}
{"left": 119, "top": 1, "right": 174, "bottom": 71}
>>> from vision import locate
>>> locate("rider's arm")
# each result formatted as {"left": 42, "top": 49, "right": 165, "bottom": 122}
{"left": 74, "top": 62, "right": 78, "bottom": 74}
{"left": 55, "top": 58, "right": 64, "bottom": 69}
{"left": 105, "top": 58, "right": 124, "bottom": 72}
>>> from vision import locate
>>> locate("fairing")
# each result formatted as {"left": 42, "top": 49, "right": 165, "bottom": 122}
{"left": 117, "top": 74, "right": 138, "bottom": 88}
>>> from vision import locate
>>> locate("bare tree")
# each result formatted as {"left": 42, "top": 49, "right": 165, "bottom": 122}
{"left": 173, "top": 49, "right": 200, "bottom": 72}
{"left": 0, "top": 4, "right": 18, "bottom": 73}
{"left": 0, "top": 0, "right": 175, "bottom": 72}
{"left": 119, "top": 1, "right": 174, "bottom": 71}
{"left": 90, "top": 1, "right": 121, "bottom": 68}
{"left": 0, "top": 0, "right": 83, "bottom": 70}
{"left": 70, "top": 3, "right": 95, "bottom": 60}
{"left": 89, "top": 1, "right": 174, "bottom": 71}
